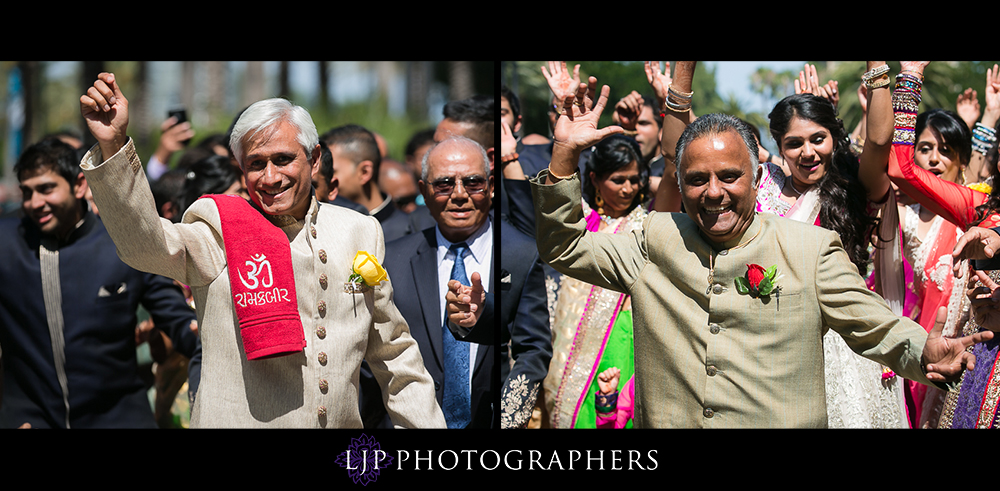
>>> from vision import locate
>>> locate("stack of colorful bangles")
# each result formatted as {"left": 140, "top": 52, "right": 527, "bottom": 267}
{"left": 973, "top": 122, "right": 997, "bottom": 155}
{"left": 893, "top": 70, "right": 923, "bottom": 145}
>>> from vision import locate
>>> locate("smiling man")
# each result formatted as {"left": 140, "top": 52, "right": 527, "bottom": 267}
{"left": 381, "top": 135, "right": 495, "bottom": 428}
{"left": 0, "top": 137, "right": 197, "bottom": 428}
{"left": 77, "top": 72, "right": 444, "bottom": 428}
{"left": 531, "top": 78, "right": 993, "bottom": 428}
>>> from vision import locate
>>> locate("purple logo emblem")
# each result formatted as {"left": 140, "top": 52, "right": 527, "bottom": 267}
{"left": 336, "top": 433, "right": 393, "bottom": 485}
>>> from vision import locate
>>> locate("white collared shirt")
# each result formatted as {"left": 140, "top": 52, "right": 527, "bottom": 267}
{"left": 434, "top": 218, "right": 493, "bottom": 383}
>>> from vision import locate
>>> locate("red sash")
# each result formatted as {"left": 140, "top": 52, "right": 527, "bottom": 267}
{"left": 208, "top": 195, "right": 306, "bottom": 360}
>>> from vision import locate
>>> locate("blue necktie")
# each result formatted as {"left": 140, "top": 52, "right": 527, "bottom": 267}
{"left": 443, "top": 242, "right": 471, "bottom": 428}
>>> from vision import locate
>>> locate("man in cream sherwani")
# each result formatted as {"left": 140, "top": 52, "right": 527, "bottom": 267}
{"left": 530, "top": 78, "right": 992, "bottom": 428}
{"left": 79, "top": 72, "right": 445, "bottom": 428}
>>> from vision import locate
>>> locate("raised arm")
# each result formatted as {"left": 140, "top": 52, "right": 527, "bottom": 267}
{"left": 533, "top": 77, "right": 646, "bottom": 293}
{"left": 857, "top": 61, "right": 894, "bottom": 202}
{"left": 967, "top": 64, "right": 1000, "bottom": 184}
{"left": 652, "top": 61, "right": 695, "bottom": 213}
{"left": 886, "top": 62, "right": 988, "bottom": 230}
{"left": 546, "top": 76, "right": 623, "bottom": 183}
{"left": 80, "top": 72, "right": 129, "bottom": 160}
{"left": 79, "top": 73, "right": 227, "bottom": 286}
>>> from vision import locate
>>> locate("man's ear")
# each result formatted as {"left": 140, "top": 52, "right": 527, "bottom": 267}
{"left": 73, "top": 172, "right": 89, "bottom": 200}
{"left": 310, "top": 144, "right": 322, "bottom": 174}
{"left": 418, "top": 179, "right": 431, "bottom": 203}
{"left": 357, "top": 160, "right": 374, "bottom": 185}
{"left": 326, "top": 175, "right": 339, "bottom": 202}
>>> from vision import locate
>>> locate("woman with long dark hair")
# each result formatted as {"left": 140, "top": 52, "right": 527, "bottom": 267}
{"left": 542, "top": 133, "right": 649, "bottom": 429}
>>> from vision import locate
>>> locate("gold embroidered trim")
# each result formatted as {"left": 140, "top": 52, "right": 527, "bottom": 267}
{"left": 501, "top": 375, "right": 539, "bottom": 429}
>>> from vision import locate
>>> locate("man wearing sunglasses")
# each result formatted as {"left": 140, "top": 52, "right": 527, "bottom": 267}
{"left": 382, "top": 135, "right": 496, "bottom": 428}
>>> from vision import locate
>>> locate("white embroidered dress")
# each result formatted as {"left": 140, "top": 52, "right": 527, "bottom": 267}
{"left": 757, "top": 163, "right": 909, "bottom": 428}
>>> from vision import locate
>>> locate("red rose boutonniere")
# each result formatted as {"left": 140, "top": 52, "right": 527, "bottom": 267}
{"left": 734, "top": 263, "right": 782, "bottom": 298}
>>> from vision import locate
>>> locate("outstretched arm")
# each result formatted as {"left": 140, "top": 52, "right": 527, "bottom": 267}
{"left": 923, "top": 306, "right": 994, "bottom": 382}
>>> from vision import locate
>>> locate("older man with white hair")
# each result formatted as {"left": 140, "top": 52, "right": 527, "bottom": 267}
{"left": 378, "top": 135, "right": 497, "bottom": 428}
{"left": 78, "top": 72, "right": 444, "bottom": 428}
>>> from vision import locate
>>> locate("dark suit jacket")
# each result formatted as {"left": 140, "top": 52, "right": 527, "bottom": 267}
{"left": 0, "top": 212, "right": 197, "bottom": 428}
{"left": 495, "top": 217, "right": 550, "bottom": 428}
{"left": 371, "top": 193, "right": 419, "bottom": 244}
{"left": 379, "top": 225, "right": 495, "bottom": 428}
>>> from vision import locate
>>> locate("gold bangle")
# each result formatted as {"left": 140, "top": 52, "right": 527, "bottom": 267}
{"left": 621, "top": 129, "right": 638, "bottom": 137}
{"left": 866, "top": 75, "right": 890, "bottom": 89}
{"left": 667, "top": 84, "right": 693, "bottom": 98}
{"left": 547, "top": 166, "right": 578, "bottom": 180}
{"left": 862, "top": 64, "right": 889, "bottom": 82}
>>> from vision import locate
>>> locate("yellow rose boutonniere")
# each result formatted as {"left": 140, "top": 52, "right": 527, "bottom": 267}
{"left": 347, "top": 251, "right": 388, "bottom": 291}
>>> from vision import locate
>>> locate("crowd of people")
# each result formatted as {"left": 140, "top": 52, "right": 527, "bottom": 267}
{"left": 0, "top": 70, "right": 498, "bottom": 429}
{"left": 499, "top": 60, "right": 1000, "bottom": 428}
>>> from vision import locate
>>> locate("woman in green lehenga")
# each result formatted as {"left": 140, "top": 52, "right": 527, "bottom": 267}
{"left": 541, "top": 134, "right": 648, "bottom": 429}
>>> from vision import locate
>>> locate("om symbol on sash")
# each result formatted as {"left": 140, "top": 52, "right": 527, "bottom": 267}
{"left": 238, "top": 253, "right": 274, "bottom": 290}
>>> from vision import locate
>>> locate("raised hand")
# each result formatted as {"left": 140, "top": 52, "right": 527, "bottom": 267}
{"left": 80, "top": 72, "right": 129, "bottom": 158}
{"left": 822, "top": 80, "right": 839, "bottom": 109}
{"left": 552, "top": 77, "right": 623, "bottom": 153}
{"left": 923, "top": 306, "right": 994, "bottom": 382}
{"left": 794, "top": 64, "right": 836, "bottom": 106}
{"left": 446, "top": 271, "right": 486, "bottom": 329}
{"left": 643, "top": 61, "right": 672, "bottom": 103}
{"left": 541, "top": 61, "right": 583, "bottom": 104}
{"left": 155, "top": 116, "right": 195, "bottom": 160}
{"left": 956, "top": 88, "right": 981, "bottom": 130}
{"left": 794, "top": 64, "right": 821, "bottom": 95}
{"left": 597, "top": 366, "right": 621, "bottom": 395}
{"left": 614, "top": 90, "right": 644, "bottom": 131}
{"left": 900, "top": 61, "right": 930, "bottom": 76}
{"left": 500, "top": 118, "right": 517, "bottom": 158}
{"left": 982, "top": 64, "right": 1000, "bottom": 127}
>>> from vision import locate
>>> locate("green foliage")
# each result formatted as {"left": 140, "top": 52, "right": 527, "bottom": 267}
{"left": 504, "top": 61, "right": 735, "bottom": 139}
{"left": 734, "top": 276, "right": 750, "bottom": 295}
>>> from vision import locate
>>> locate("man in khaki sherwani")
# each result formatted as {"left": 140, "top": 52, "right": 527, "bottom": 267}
{"left": 78, "top": 72, "right": 445, "bottom": 428}
{"left": 530, "top": 78, "right": 992, "bottom": 428}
